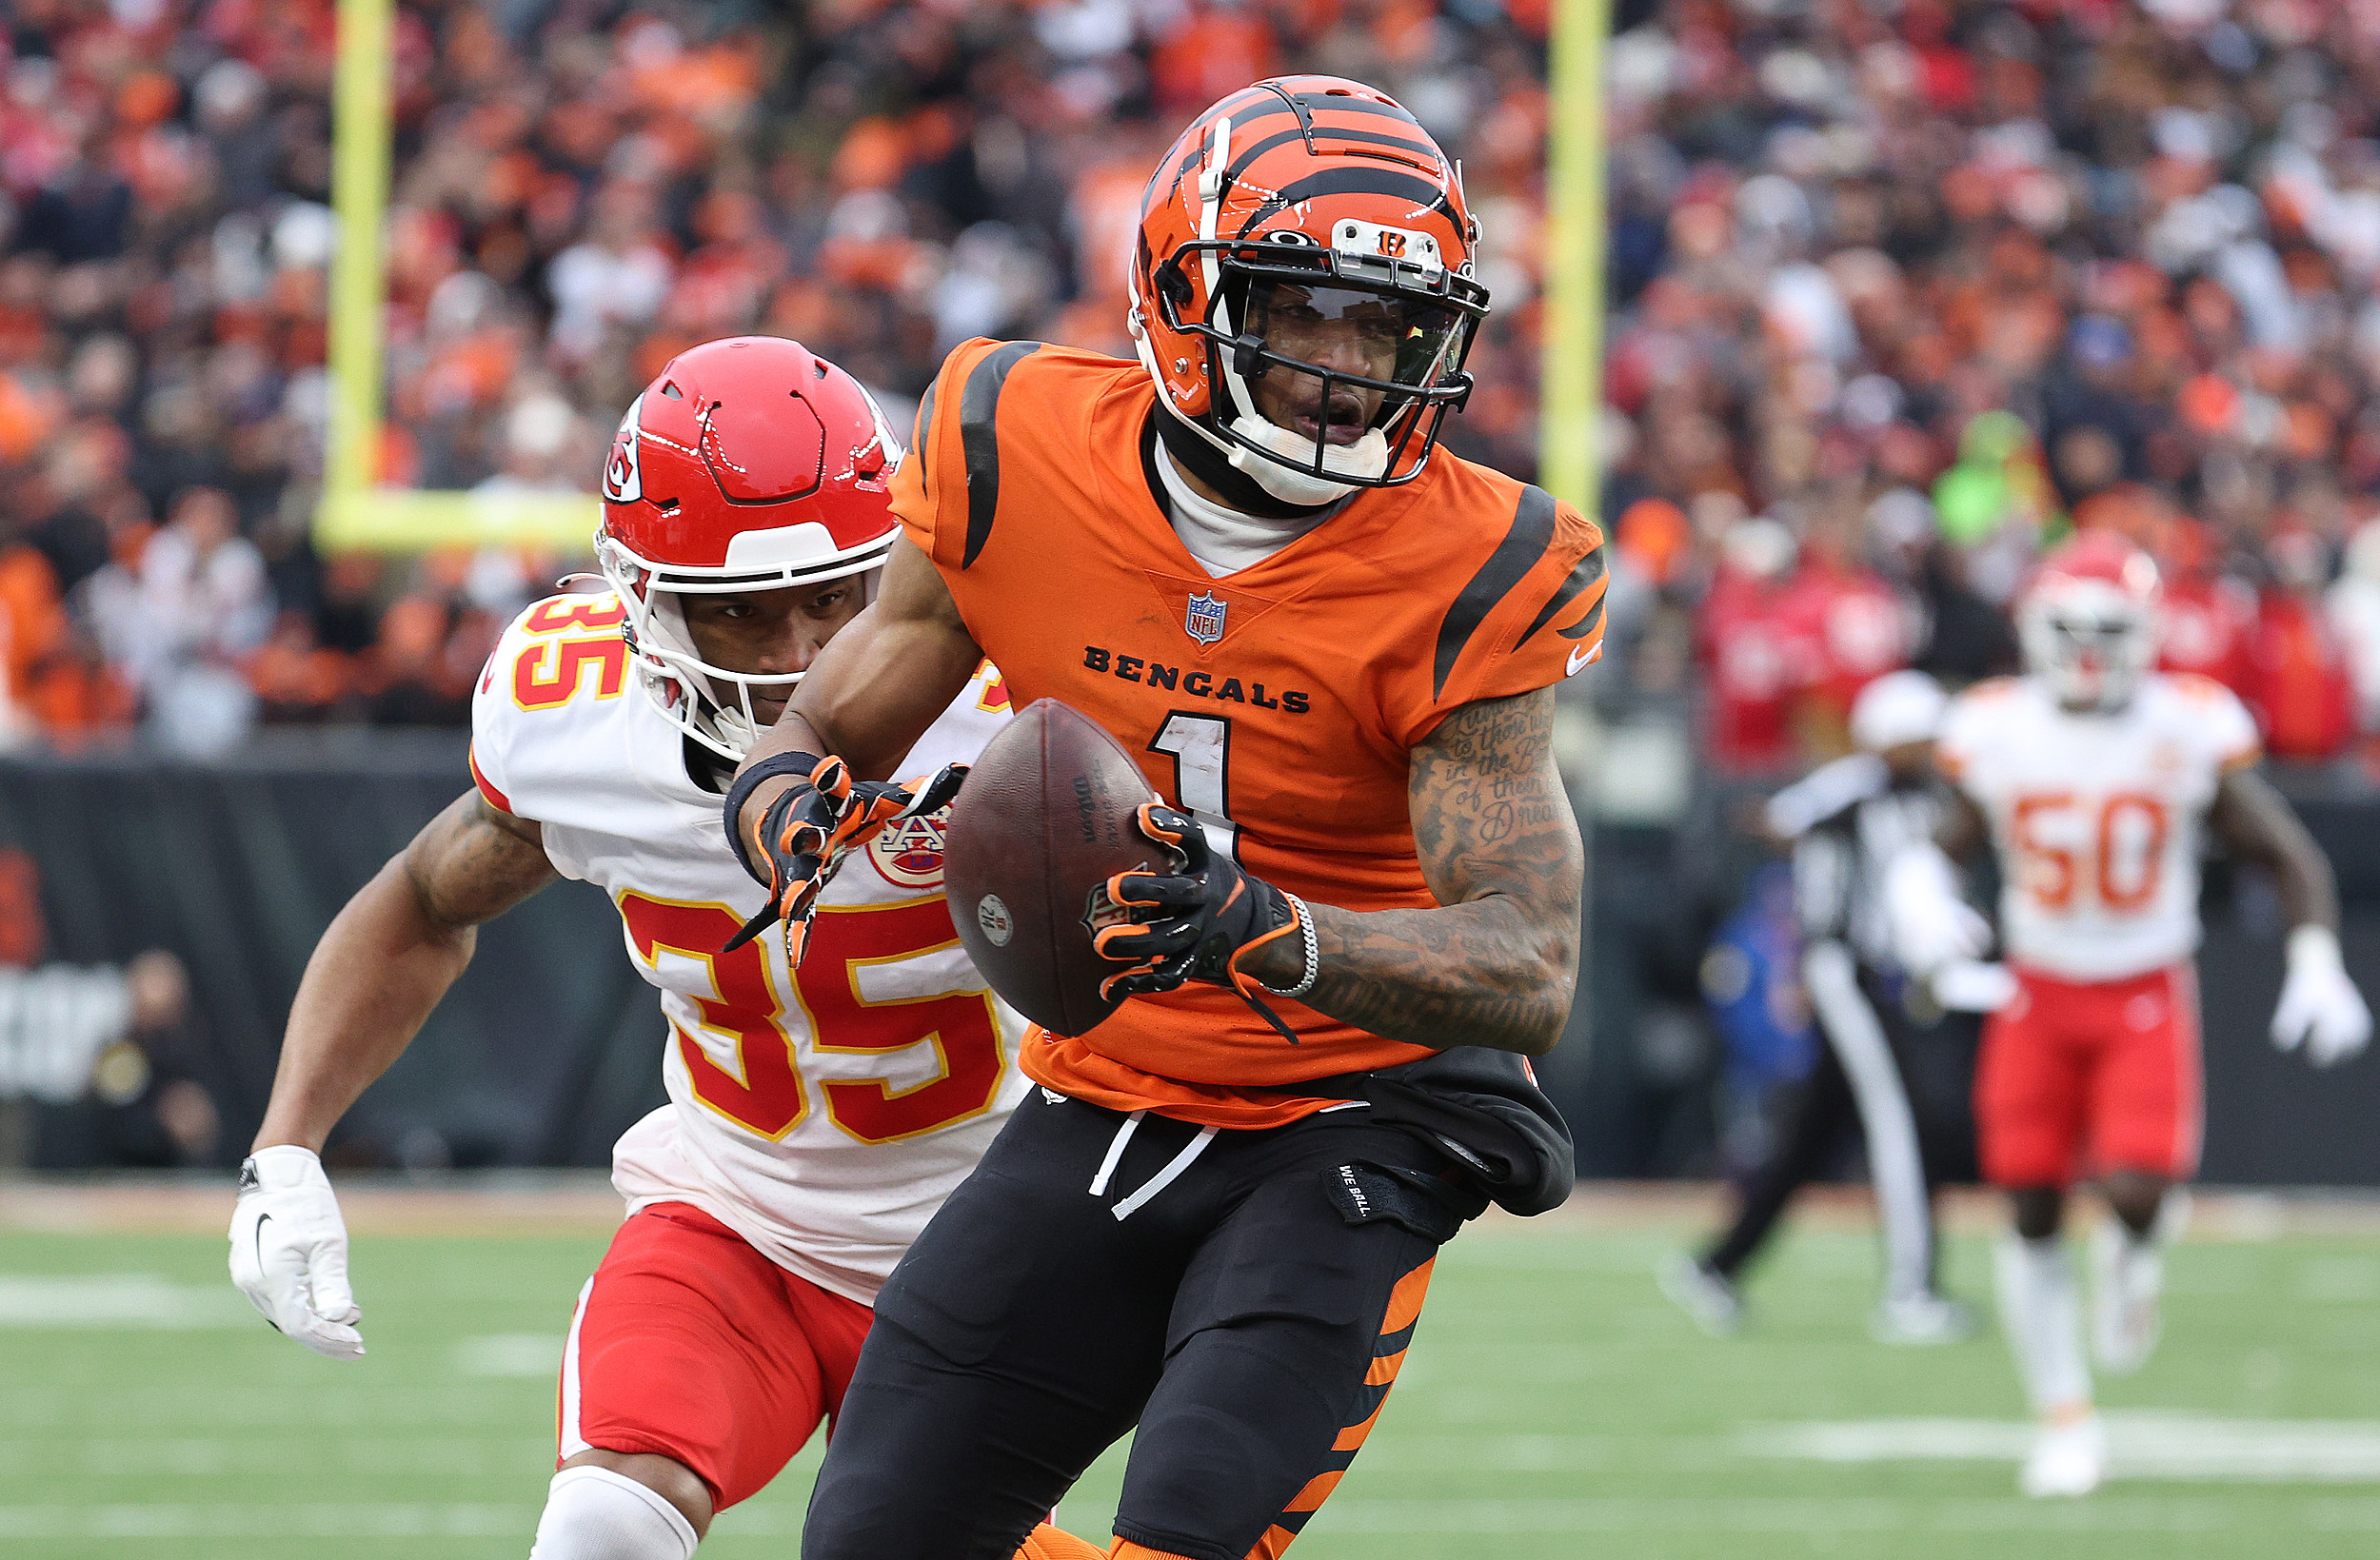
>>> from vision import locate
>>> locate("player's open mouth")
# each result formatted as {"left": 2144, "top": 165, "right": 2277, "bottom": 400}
{"left": 1292, "top": 405, "right": 1369, "bottom": 446}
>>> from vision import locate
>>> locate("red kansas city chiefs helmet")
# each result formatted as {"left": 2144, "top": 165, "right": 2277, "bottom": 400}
{"left": 597, "top": 335, "right": 902, "bottom": 760}
{"left": 1129, "top": 75, "right": 1489, "bottom": 505}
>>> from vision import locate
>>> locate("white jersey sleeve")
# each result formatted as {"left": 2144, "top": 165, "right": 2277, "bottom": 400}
{"left": 468, "top": 591, "right": 640, "bottom": 879}
{"left": 2173, "top": 672, "right": 2262, "bottom": 775}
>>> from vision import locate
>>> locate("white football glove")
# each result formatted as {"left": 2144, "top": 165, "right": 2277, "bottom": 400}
{"left": 1931, "top": 959, "right": 2017, "bottom": 1014}
{"left": 2271, "top": 925, "right": 2372, "bottom": 1069}
{"left": 228, "top": 1144, "right": 365, "bottom": 1359}
{"left": 1883, "top": 842, "right": 1993, "bottom": 976}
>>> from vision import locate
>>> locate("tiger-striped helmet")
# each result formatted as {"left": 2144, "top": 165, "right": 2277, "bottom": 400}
{"left": 1129, "top": 76, "right": 1489, "bottom": 504}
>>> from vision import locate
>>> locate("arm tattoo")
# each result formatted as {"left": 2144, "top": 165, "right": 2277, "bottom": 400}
{"left": 1268, "top": 689, "right": 1583, "bottom": 1055}
{"left": 404, "top": 792, "right": 557, "bottom": 933}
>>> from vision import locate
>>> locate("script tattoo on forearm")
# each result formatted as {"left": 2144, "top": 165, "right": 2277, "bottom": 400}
{"left": 1271, "top": 688, "right": 1583, "bottom": 1055}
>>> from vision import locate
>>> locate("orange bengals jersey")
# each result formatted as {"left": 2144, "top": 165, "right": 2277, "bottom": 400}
{"left": 895, "top": 338, "right": 1607, "bottom": 1127}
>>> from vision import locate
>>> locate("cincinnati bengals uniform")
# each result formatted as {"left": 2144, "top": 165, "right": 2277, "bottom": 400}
{"left": 806, "top": 150, "right": 1601, "bottom": 1560}
{"left": 901, "top": 339, "right": 1605, "bottom": 1123}
{"left": 470, "top": 589, "right": 1029, "bottom": 1510}
{"left": 1936, "top": 672, "right": 2260, "bottom": 1187}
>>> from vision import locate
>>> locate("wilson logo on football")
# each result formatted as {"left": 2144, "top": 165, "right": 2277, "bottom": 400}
{"left": 867, "top": 810, "right": 950, "bottom": 890}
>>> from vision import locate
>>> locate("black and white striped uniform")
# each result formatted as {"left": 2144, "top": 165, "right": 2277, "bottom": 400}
{"left": 1702, "top": 755, "right": 1953, "bottom": 1303}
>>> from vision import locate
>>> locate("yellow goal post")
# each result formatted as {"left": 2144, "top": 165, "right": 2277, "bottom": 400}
{"left": 1537, "top": 0, "right": 1609, "bottom": 516}
{"left": 318, "top": 0, "right": 598, "bottom": 553}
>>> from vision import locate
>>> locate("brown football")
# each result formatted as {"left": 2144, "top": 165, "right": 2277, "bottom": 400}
{"left": 944, "top": 698, "right": 1160, "bottom": 1037}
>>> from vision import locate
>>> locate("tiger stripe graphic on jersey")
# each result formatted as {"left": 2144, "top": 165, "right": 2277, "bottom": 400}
{"left": 1519, "top": 545, "right": 1610, "bottom": 647}
{"left": 1433, "top": 484, "right": 1561, "bottom": 698}
{"left": 959, "top": 341, "right": 1041, "bottom": 567}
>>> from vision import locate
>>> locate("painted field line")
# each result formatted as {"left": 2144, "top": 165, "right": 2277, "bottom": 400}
{"left": 455, "top": 1332, "right": 565, "bottom": 1378}
{"left": 1743, "top": 1412, "right": 2380, "bottom": 1482}
{"left": 0, "top": 1273, "right": 253, "bottom": 1329}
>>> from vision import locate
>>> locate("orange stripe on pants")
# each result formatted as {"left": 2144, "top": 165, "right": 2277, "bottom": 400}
{"left": 1382, "top": 1256, "right": 1435, "bottom": 1333}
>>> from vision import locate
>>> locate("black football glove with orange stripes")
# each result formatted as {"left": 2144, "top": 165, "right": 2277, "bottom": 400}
{"left": 1092, "top": 803, "right": 1308, "bottom": 1039}
{"left": 724, "top": 752, "right": 967, "bottom": 961}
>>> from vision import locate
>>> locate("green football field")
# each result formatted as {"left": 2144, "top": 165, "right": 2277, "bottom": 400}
{"left": 6, "top": 1195, "right": 2380, "bottom": 1559}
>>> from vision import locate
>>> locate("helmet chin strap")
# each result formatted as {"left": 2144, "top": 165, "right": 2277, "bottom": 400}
{"left": 1148, "top": 394, "right": 1343, "bottom": 520}
{"left": 1223, "top": 409, "right": 1390, "bottom": 504}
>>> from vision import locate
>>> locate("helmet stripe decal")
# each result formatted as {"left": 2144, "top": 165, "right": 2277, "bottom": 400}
{"left": 1224, "top": 125, "right": 1443, "bottom": 185}
{"left": 1286, "top": 92, "right": 1425, "bottom": 128}
{"left": 1433, "top": 485, "right": 1557, "bottom": 699}
{"left": 1517, "top": 544, "right": 1609, "bottom": 647}
{"left": 959, "top": 341, "right": 1042, "bottom": 568}
{"left": 1237, "top": 168, "right": 1455, "bottom": 236}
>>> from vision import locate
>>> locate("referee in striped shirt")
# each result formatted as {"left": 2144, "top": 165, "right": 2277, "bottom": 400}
{"left": 1663, "top": 671, "right": 1994, "bottom": 1343}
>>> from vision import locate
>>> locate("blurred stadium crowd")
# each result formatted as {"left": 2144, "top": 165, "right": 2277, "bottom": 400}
{"left": 1599, "top": 0, "right": 2380, "bottom": 783}
{"left": 1, "top": 0, "right": 2379, "bottom": 780}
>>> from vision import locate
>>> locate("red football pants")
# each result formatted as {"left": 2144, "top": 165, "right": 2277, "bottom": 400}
{"left": 558, "top": 1203, "right": 873, "bottom": 1510}
{"left": 1975, "top": 962, "right": 2202, "bottom": 1189}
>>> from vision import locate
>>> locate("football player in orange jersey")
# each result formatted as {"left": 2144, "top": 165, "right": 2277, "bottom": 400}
{"left": 725, "top": 79, "right": 1605, "bottom": 1559}
{"left": 226, "top": 339, "right": 1100, "bottom": 1560}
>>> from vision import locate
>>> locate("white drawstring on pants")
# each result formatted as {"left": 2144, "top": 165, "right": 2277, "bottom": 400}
{"left": 1087, "top": 1109, "right": 1220, "bottom": 1221}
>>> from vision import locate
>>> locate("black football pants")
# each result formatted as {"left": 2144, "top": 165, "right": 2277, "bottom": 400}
{"left": 802, "top": 1089, "right": 1452, "bottom": 1560}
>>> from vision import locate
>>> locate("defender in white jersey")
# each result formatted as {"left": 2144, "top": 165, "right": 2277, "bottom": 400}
{"left": 227, "top": 339, "right": 1091, "bottom": 1560}
{"left": 1886, "top": 529, "right": 2370, "bottom": 1498}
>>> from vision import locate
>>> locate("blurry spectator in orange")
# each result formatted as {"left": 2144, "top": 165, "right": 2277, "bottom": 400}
{"left": 360, "top": 550, "right": 500, "bottom": 727}
{"left": 2156, "top": 518, "right": 2256, "bottom": 698}
{"left": 0, "top": 521, "right": 66, "bottom": 749}
{"left": 25, "top": 618, "right": 137, "bottom": 749}
{"left": 2249, "top": 529, "right": 2356, "bottom": 766}
{"left": 1147, "top": 0, "right": 1280, "bottom": 117}
{"left": 248, "top": 609, "right": 354, "bottom": 725}
{"left": 1593, "top": 496, "right": 1694, "bottom": 697}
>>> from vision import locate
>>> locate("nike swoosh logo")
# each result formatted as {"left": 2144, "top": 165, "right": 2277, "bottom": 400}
{"left": 1566, "top": 642, "right": 1599, "bottom": 677}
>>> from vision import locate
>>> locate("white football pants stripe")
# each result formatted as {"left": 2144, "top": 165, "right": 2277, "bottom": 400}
{"left": 560, "top": 1277, "right": 595, "bottom": 1459}
{"left": 1803, "top": 939, "right": 1930, "bottom": 1302}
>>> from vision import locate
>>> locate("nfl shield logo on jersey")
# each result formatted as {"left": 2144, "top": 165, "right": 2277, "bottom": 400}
{"left": 1184, "top": 592, "right": 1227, "bottom": 645}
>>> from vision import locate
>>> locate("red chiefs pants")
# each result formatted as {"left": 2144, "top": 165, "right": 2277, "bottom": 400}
{"left": 1975, "top": 962, "right": 2202, "bottom": 1189}
{"left": 558, "top": 1203, "right": 873, "bottom": 1510}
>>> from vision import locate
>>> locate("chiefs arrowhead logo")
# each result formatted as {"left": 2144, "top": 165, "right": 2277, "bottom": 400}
{"left": 868, "top": 809, "right": 949, "bottom": 890}
{"left": 603, "top": 395, "right": 645, "bottom": 504}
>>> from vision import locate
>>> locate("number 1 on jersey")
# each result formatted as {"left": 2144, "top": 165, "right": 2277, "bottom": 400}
{"left": 1149, "top": 712, "right": 1238, "bottom": 859}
